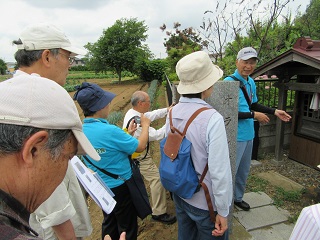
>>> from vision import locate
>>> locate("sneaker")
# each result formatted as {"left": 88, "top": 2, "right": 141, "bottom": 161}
{"left": 151, "top": 213, "right": 177, "bottom": 224}
{"left": 234, "top": 200, "right": 250, "bottom": 211}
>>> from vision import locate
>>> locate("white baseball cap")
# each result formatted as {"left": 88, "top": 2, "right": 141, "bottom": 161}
{"left": 16, "top": 23, "right": 87, "bottom": 57}
{"left": 176, "top": 51, "right": 223, "bottom": 94}
{"left": 237, "top": 47, "right": 259, "bottom": 60}
{"left": 0, "top": 74, "right": 100, "bottom": 161}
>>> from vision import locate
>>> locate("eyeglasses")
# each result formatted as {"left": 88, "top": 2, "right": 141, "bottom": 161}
{"left": 240, "top": 59, "right": 257, "bottom": 66}
{"left": 58, "top": 51, "right": 75, "bottom": 64}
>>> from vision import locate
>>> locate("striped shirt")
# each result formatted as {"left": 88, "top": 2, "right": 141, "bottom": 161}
{"left": 290, "top": 203, "right": 320, "bottom": 240}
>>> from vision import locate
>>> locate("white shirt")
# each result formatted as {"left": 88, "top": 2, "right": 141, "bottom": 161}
{"left": 290, "top": 203, "right": 320, "bottom": 240}
{"left": 123, "top": 108, "right": 168, "bottom": 141}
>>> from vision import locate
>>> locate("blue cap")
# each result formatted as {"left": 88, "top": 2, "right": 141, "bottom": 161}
{"left": 73, "top": 82, "right": 116, "bottom": 112}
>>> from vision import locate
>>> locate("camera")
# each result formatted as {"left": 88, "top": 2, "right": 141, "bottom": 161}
{"left": 134, "top": 116, "right": 141, "bottom": 124}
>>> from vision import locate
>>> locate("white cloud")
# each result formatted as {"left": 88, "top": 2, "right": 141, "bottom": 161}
{"left": 0, "top": 0, "right": 310, "bottom": 63}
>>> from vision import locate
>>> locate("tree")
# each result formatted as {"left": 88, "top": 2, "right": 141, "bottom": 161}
{"left": 0, "top": 58, "right": 6, "bottom": 75}
{"left": 86, "top": 18, "right": 149, "bottom": 82}
{"left": 160, "top": 22, "right": 203, "bottom": 52}
{"left": 199, "top": 0, "right": 294, "bottom": 64}
{"left": 218, "top": 18, "right": 300, "bottom": 76}
{"left": 294, "top": 0, "right": 320, "bottom": 39}
{"left": 160, "top": 22, "right": 203, "bottom": 72}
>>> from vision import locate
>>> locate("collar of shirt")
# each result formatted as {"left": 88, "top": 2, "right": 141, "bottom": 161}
{"left": 179, "top": 97, "right": 209, "bottom": 105}
{"left": 83, "top": 118, "right": 109, "bottom": 124}
{"left": 0, "top": 189, "right": 38, "bottom": 236}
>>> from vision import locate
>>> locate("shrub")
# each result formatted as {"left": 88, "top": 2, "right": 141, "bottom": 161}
{"left": 70, "top": 65, "right": 89, "bottom": 71}
{"left": 138, "top": 59, "right": 167, "bottom": 82}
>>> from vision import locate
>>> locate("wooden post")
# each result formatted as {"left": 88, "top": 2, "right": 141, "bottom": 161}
{"left": 274, "top": 76, "right": 289, "bottom": 163}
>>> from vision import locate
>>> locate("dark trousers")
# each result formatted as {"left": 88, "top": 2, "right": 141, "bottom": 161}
{"left": 101, "top": 183, "right": 138, "bottom": 240}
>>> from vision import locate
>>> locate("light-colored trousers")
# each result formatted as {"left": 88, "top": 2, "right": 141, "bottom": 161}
{"left": 137, "top": 154, "right": 167, "bottom": 215}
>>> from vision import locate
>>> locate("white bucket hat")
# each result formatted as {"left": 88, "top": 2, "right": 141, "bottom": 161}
{"left": 176, "top": 51, "right": 223, "bottom": 94}
{"left": 0, "top": 74, "right": 100, "bottom": 161}
{"left": 16, "top": 23, "right": 87, "bottom": 57}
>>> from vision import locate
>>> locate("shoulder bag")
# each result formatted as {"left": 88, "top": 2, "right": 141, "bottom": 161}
{"left": 83, "top": 156, "right": 152, "bottom": 219}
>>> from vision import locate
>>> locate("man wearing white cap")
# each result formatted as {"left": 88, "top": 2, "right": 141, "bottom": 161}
{"left": 12, "top": 22, "right": 87, "bottom": 86}
{"left": 167, "top": 51, "right": 232, "bottom": 239}
{"left": 224, "top": 47, "right": 291, "bottom": 211}
{"left": 0, "top": 74, "right": 99, "bottom": 239}
{"left": 11, "top": 23, "right": 93, "bottom": 240}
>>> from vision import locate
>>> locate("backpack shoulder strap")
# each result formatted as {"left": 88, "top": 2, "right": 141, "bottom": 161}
{"left": 182, "top": 107, "right": 211, "bottom": 135}
{"left": 169, "top": 107, "right": 211, "bottom": 136}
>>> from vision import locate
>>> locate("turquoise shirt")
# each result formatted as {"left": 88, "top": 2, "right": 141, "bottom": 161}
{"left": 82, "top": 118, "right": 138, "bottom": 188}
{"left": 224, "top": 69, "right": 258, "bottom": 141}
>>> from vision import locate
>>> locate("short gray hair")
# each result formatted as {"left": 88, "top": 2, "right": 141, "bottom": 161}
{"left": 0, "top": 124, "right": 72, "bottom": 160}
{"left": 131, "top": 91, "right": 147, "bottom": 106}
{"left": 12, "top": 39, "right": 60, "bottom": 68}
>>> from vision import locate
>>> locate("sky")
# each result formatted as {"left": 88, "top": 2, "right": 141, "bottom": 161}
{"left": 0, "top": 0, "right": 309, "bottom": 63}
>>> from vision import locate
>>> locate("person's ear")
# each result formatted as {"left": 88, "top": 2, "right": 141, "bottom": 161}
{"left": 21, "top": 131, "right": 49, "bottom": 166}
{"left": 41, "top": 50, "right": 52, "bottom": 66}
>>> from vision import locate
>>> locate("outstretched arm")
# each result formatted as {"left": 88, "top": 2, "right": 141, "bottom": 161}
{"left": 274, "top": 109, "right": 291, "bottom": 122}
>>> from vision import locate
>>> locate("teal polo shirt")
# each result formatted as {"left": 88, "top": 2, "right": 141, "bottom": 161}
{"left": 224, "top": 69, "right": 258, "bottom": 141}
{"left": 82, "top": 118, "right": 138, "bottom": 188}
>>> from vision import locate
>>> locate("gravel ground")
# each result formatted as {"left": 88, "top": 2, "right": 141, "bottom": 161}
{"left": 248, "top": 151, "right": 320, "bottom": 220}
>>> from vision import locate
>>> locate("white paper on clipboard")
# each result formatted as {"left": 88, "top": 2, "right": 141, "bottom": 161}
{"left": 71, "top": 156, "right": 116, "bottom": 214}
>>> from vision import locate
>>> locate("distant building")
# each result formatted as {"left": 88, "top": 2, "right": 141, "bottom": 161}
{"left": 6, "top": 62, "right": 16, "bottom": 73}
{"left": 70, "top": 57, "right": 85, "bottom": 67}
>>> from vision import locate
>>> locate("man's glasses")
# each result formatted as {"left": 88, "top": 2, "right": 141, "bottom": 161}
{"left": 58, "top": 51, "right": 75, "bottom": 64}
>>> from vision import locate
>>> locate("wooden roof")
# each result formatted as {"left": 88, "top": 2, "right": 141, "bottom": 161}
{"left": 252, "top": 37, "right": 320, "bottom": 78}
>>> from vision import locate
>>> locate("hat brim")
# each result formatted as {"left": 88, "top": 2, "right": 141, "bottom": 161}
{"left": 63, "top": 46, "right": 87, "bottom": 57}
{"left": 90, "top": 91, "right": 116, "bottom": 112}
{"left": 177, "top": 64, "right": 223, "bottom": 94}
{"left": 239, "top": 54, "right": 259, "bottom": 61}
{"left": 72, "top": 129, "right": 100, "bottom": 161}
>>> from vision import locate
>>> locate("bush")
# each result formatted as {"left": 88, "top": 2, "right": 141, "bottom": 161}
{"left": 138, "top": 59, "right": 167, "bottom": 82}
{"left": 166, "top": 72, "right": 179, "bottom": 82}
{"left": 70, "top": 65, "right": 89, "bottom": 71}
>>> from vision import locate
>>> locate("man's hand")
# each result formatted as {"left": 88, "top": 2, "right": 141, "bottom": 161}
{"left": 254, "top": 111, "right": 270, "bottom": 124}
{"left": 127, "top": 119, "right": 138, "bottom": 135}
{"left": 275, "top": 109, "right": 291, "bottom": 122}
{"left": 212, "top": 214, "right": 228, "bottom": 237}
{"left": 104, "top": 232, "right": 126, "bottom": 240}
{"left": 140, "top": 113, "right": 151, "bottom": 127}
